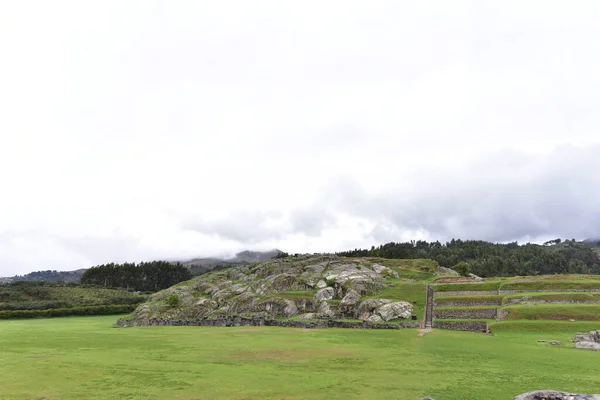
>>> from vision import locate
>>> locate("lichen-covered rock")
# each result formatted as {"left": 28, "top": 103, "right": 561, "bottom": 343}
{"left": 435, "top": 266, "right": 460, "bottom": 276}
{"left": 367, "top": 314, "right": 383, "bottom": 323}
{"left": 298, "top": 313, "right": 316, "bottom": 320}
{"left": 573, "top": 330, "right": 600, "bottom": 351}
{"left": 339, "top": 290, "right": 360, "bottom": 314}
{"left": 283, "top": 300, "right": 298, "bottom": 317}
{"left": 468, "top": 273, "right": 484, "bottom": 281}
{"left": 317, "top": 301, "right": 334, "bottom": 317}
{"left": 357, "top": 299, "right": 392, "bottom": 320}
{"left": 576, "top": 341, "right": 600, "bottom": 351}
{"left": 376, "top": 301, "right": 413, "bottom": 321}
{"left": 315, "top": 287, "right": 335, "bottom": 301}
{"left": 126, "top": 254, "right": 408, "bottom": 324}
{"left": 514, "top": 390, "right": 600, "bottom": 399}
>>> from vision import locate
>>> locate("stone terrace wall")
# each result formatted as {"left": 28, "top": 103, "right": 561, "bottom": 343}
{"left": 433, "top": 308, "right": 498, "bottom": 319}
{"left": 499, "top": 289, "right": 600, "bottom": 294}
{"left": 433, "top": 320, "right": 489, "bottom": 333}
{"left": 433, "top": 290, "right": 498, "bottom": 297}
{"left": 433, "top": 301, "right": 501, "bottom": 307}
{"left": 116, "top": 316, "right": 420, "bottom": 330}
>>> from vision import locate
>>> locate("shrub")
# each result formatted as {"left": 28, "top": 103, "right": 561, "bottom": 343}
{"left": 166, "top": 294, "right": 181, "bottom": 307}
{"left": 452, "top": 262, "right": 471, "bottom": 277}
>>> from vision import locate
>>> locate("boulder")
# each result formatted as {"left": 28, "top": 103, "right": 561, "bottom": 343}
{"left": 468, "top": 273, "right": 484, "bottom": 281}
{"left": 316, "top": 280, "right": 327, "bottom": 289}
{"left": 367, "top": 314, "right": 383, "bottom": 323}
{"left": 376, "top": 302, "right": 413, "bottom": 321}
{"left": 357, "top": 299, "right": 392, "bottom": 320}
{"left": 576, "top": 341, "right": 600, "bottom": 351}
{"left": 339, "top": 290, "right": 360, "bottom": 314}
{"left": 573, "top": 330, "right": 600, "bottom": 352}
{"left": 315, "top": 287, "right": 335, "bottom": 301}
{"left": 317, "top": 301, "right": 334, "bottom": 318}
{"left": 435, "top": 266, "right": 459, "bottom": 276}
{"left": 515, "top": 390, "right": 600, "bottom": 400}
{"left": 283, "top": 300, "right": 298, "bottom": 317}
{"left": 298, "top": 313, "right": 316, "bottom": 320}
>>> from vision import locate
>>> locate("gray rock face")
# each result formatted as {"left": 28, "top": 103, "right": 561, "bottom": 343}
{"left": 367, "top": 314, "right": 383, "bottom": 323}
{"left": 377, "top": 302, "right": 413, "bottom": 321}
{"left": 468, "top": 273, "right": 484, "bottom": 281}
{"left": 315, "top": 287, "right": 335, "bottom": 301}
{"left": 127, "top": 255, "right": 401, "bottom": 323}
{"left": 356, "top": 299, "right": 413, "bottom": 321}
{"left": 573, "top": 330, "right": 600, "bottom": 351}
{"left": 576, "top": 341, "right": 600, "bottom": 351}
{"left": 339, "top": 290, "right": 361, "bottom": 314}
{"left": 515, "top": 390, "right": 600, "bottom": 400}
{"left": 317, "top": 301, "right": 334, "bottom": 317}
{"left": 283, "top": 300, "right": 298, "bottom": 317}
{"left": 435, "top": 266, "right": 459, "bottom": 276}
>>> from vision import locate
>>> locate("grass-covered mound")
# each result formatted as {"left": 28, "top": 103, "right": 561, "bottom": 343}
{"left": 2, "top": 316, "right": 600, "bottom": 399}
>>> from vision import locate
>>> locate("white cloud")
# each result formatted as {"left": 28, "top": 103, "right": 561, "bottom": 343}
{"left": 1, "top": 1, "right": 599, "bottom": 275}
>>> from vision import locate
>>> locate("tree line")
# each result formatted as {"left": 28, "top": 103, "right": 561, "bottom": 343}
{"left": 80, "top": 261, "right": 192, "bottom": 292}
{"left": 337, "top": 239, "right": 600, "bottom": 277}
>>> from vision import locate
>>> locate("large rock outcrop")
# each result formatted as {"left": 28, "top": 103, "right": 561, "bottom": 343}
{"left": 124, "top": 255, "right": 415, "bottom": 325}
{"left": 573, "top": 330, "right": 600, "bottom": 351}
{"left": 515, "top": 390, "right": 600, "bottom": 399}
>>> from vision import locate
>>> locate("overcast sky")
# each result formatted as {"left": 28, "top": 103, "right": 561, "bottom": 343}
{"left": 1, "top": 1, "right": 599, "bottom": 275}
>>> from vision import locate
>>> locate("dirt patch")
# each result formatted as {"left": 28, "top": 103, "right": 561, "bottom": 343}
{"left": 418, "top": 328, "right": 432, "bottom": 337}
{"left": 231, "top": 327, "right": 268, "bottom": 332}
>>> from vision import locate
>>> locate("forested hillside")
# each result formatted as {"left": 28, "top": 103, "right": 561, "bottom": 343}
{"left": 81, "top": 261, "right": 191, "bottom": 292}
{"left": 338, "top": 239, "right": 600, "bottom": 277}
{"left": 7, "top": 269, "right": 86, "bottom": 283}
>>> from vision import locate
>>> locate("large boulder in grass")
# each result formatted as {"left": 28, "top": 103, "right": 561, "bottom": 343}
{"left": 515, "top": 390, "right": 600, "bottom": 399}
{"left": 573, "top": 330, "right": 600, "bottom": 351}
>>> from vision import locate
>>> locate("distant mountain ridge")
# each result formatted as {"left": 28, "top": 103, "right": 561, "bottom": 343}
{"left": 180, "top": 249, "right": 283, "bottom": 276}
{"left": 1, "top": 250, "right": 283, "bottom": 283}
{"left": 583, "top": 238, "right": 600, "bottom": 247}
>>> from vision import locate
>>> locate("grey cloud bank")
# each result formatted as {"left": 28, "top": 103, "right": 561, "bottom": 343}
{"left": 1, "top": 1, "right": 599, "bottom": 275}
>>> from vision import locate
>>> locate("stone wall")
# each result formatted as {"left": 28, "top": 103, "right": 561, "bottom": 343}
{"left": 433, "top": 290, "right": 498, "bottom": 297}
{"left": 433, "top": 301, "right": 501, "bottom": 307}
{"left": 116, "top": 316, "right": 420, "bottom": 330}
{"left": 433, "top": 320, "right": 489, "bottom": 333}
{"left": 433, "top": 308, "right": 498, "bottom": 319}
{"left": 499, "top": 289, "right": 600, "bottom": 294}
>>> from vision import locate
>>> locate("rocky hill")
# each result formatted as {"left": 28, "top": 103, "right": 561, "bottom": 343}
{"left": 123, "top": 255, "right": 434, "bottom": 325}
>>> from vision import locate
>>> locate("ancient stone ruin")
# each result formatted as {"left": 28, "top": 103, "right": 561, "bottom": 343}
{"left": 514, "top": 390, "right": 600, "bottom": 400}
{"left": 573, "top": 330, "right": 600, "bottom": 351}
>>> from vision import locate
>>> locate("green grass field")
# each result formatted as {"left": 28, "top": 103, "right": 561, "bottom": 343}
{"left": 1, "top": 316, "right": 600, "bottom": 400}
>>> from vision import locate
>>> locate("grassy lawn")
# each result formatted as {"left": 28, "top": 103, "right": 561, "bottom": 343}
{"left": 502, "top": 304, "right": 600, "bottom": 321}
{"left": 2, "top": 316, "right": 600, "bottom": 399}
{"left": 502, "top": 292, "right": 600, "bottom": 304}
{"left": 500, "top": 280, "right": 600, "bottom": 291}
{"left": 434, "top": 295, "right": 503, "bottom": 304}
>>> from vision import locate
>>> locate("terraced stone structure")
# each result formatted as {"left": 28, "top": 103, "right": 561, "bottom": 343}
{"left": 431, "top": 276, "right": 600, "bottom": 331}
